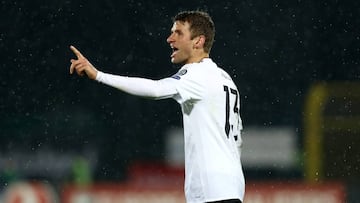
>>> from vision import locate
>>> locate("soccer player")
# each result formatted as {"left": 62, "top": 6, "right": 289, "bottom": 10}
{"left": 69, "top": 11, "right": 245, "bottom": 203}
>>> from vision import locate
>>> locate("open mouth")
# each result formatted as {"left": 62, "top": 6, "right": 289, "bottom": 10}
{"left": 172, "top": 47, "right": 179, "bottom": 52}
{"left": 171, "top": 47, "right": 179, "bottom": 57}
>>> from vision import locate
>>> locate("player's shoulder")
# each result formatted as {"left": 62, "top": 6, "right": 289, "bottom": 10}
{"left": 171, "top": 67, "right": 189, "bottom": 80}
{"left": 170, "top": 58, "right": 229, "bottom": 81}
{"left": 203, "top": 59, "right": 235, "bottom": 82}
{"left": 170, "top": 61, "right": 203, "bottom": 80}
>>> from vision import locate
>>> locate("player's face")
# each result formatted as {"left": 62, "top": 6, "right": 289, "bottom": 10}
{"left": 167, "top": 21, "right": 196, "bottom": 64}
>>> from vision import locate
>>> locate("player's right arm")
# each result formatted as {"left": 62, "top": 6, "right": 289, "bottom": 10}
{"left": 69, "top": 45, "right": 178, "bottom": 100}
{"left": 96, "top": 72, "right": 178, "bottom": 100}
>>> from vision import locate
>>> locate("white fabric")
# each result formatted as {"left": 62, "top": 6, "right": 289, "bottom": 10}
{"left": 96, "top": 58, "right": 245, "bottom": 202}
{"left": 96, "top": 72, "right": 177, "bottom": 99}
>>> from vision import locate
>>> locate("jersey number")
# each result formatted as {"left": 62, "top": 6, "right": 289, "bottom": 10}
{"left": 223, "top": 85, "right": 239, "bottom": 140}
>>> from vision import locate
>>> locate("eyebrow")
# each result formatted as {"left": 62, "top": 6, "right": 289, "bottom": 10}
{"left": 170, "top": 27, "right": 182, "bottom": 34}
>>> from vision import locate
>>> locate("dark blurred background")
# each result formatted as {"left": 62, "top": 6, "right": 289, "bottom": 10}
{"left": 1, "top": 0, "right": 359, "bottom": 191}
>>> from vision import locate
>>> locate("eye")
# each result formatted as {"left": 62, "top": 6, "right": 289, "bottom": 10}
{"left": 175, "top": 30, "right": 182, "bottom": 35}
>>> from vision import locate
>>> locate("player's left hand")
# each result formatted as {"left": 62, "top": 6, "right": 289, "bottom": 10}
{"left": 69, "top": 45, "right": 98, "bottom": 80}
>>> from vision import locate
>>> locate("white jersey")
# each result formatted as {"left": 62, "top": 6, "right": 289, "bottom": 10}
{"left": 96, "top": 58, "right": 245, "bottom": 202}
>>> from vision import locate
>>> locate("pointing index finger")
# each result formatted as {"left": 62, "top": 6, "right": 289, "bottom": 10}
{"left": 70, "top": 45, "right": 84, "bottom": 59}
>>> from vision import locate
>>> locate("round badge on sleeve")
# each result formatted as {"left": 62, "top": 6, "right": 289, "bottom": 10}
{"left": 171, "top": 69, "right": 188, "bottom": 80}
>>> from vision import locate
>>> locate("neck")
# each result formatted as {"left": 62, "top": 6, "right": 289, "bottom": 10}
{"left": 186, "top": 52, "right": 210, "bottom": 64}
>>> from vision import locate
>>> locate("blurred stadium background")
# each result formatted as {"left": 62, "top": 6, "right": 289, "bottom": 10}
{"left": 1, "top": 0, "right": 359, "bottom": 202}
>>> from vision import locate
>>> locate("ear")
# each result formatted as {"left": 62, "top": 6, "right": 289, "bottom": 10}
{"left": 193, "top": 35, "right": 206, "bottom": 49}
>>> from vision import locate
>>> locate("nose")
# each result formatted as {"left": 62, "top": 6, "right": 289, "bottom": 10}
{"left": 167, "top": 33, "right": 174, "bottom": 44}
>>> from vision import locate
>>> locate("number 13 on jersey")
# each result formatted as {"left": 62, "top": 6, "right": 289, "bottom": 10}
{"left": 223, "top": 85, "right": 240, "bottom": 141}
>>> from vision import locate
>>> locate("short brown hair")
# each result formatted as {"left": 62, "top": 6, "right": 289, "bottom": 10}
{"left": 173, "top": 11, "right": 215, "bottom": 53}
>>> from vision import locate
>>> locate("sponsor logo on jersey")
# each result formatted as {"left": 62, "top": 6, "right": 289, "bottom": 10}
{"left": 171, "top": 69, "right": 187, "bottom": 80}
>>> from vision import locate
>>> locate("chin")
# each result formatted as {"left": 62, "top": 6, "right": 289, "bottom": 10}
{"left": 171, "top": 58, "right": 186, "bottom": 65}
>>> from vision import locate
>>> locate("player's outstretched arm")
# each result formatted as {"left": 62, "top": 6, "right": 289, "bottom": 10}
{"left": 69, "top": 45, "right": 178, "bottom": 100}
{"left": 69, "top": 45, "right": 98, "bottom": 80}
